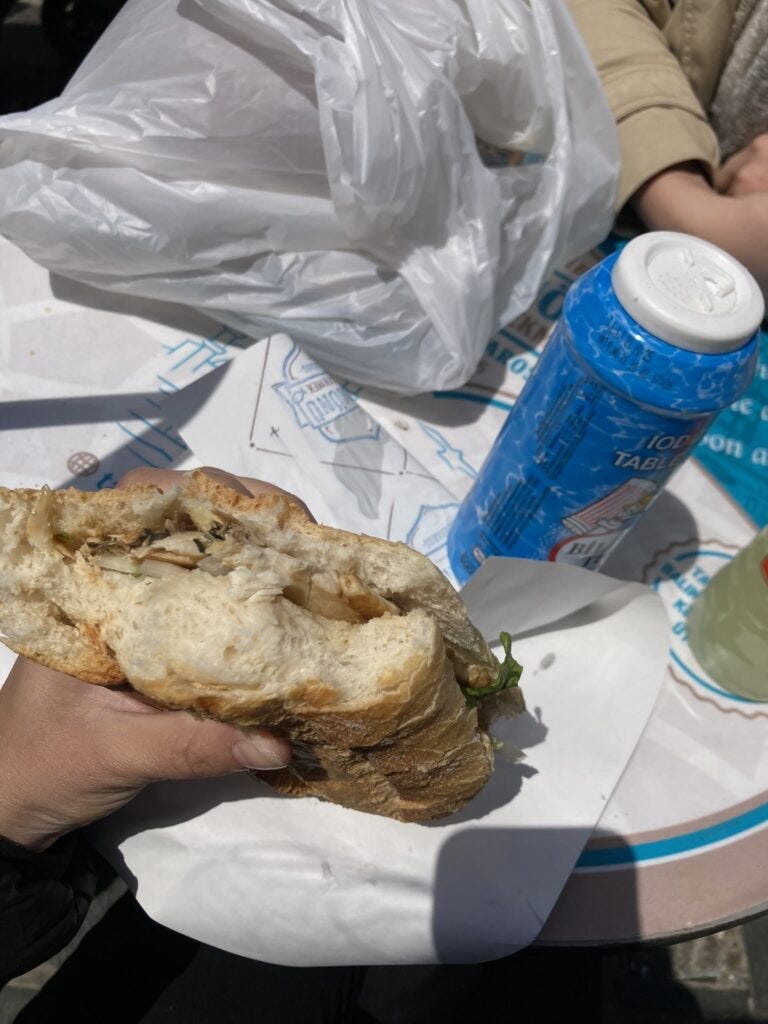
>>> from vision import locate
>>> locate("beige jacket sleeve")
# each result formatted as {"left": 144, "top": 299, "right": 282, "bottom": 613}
{"left": 566, "top": 0, "right": 720, "bottom": 210}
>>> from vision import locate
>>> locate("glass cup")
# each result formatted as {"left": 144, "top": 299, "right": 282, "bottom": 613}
{"left": 686, "top": 527, "right": 768, "bottom": 700}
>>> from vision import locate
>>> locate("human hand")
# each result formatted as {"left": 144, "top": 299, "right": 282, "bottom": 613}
{"left": 632, "top": 161, "right": 768, "bottom": 297}
{"left": 715, "top": 134, "right": 768, "bottom": 198}
{"left": 0, "top": 467, "right": 299, "bottom": 852}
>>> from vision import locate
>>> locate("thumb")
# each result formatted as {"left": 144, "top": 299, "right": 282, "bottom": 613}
{"left": 117, "top": 710, "right": 291, "bottom": 783}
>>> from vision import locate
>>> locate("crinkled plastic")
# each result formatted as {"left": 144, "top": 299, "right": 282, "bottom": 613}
{"left": 0, "top": 0, "right": 618, "bottom": 393}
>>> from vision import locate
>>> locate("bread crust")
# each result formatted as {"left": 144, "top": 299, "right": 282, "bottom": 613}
{"left": 0, "top": 473, "right": 506, "bottom": 820}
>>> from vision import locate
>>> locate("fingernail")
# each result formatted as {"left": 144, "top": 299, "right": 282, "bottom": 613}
{"left": 233, "top": 736, "right": 288, "bottom": 771}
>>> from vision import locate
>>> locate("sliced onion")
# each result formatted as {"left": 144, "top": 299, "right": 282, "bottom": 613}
{"left": 196, "top": 555, "right": 231, "bottom": 576}
{"left": 25, "top": 487, "right": 54, "bottom": 551}
{"left": 92, "top": 552, "right": 140, "bottom": 575}
{"left": 138, "top": 559, "right": 189, "bottom": 579}
{"left": 142, "top": 549, "right": 200, "bottom": 569}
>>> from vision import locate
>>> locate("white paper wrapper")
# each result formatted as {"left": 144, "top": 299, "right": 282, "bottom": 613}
{"left": 90, "top": 558, "right": 666, "bottom": 965}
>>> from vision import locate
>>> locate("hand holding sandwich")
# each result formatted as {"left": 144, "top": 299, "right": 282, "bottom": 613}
{"left": 0, "top": 468, "right": 292, "bottom": 852}
{"left": 0, "top": 464, "right": 521, "bottom": 837}
{"left": 0, "top": 463, "right": 522, "bottom": 996}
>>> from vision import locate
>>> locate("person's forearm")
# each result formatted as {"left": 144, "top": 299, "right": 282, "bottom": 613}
{"left": 632, "top": 162, "right": 715, "bottom": 232}
{"left": 632, "top": 163, "right": 768, "bottom": 296}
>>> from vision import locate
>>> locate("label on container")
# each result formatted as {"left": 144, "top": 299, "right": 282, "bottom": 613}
{"left": 694, "top": 331, "right": 768, "bottom": 527}
{"left": 448, "top": 325, "right": 710, "bottom": 578}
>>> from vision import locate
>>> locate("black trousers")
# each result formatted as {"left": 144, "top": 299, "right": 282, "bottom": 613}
{"left": 12, "top": 889, "right": 703, "bottom": 1024}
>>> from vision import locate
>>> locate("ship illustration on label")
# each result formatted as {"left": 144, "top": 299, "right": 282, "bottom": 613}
{"left": 550, "top": 478, "right": 658, "bottom": 567}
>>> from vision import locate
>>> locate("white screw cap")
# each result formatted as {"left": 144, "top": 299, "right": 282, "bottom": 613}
{"left": 611, "top": 232, "right": 764, "bottom": 353}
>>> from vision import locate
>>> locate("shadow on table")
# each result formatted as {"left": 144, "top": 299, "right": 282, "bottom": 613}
{"left": 602, "top": 488, "right": 700, "bottom": 583}
{"left": 0, "top": 359, "right": 233, "bottom": 490}
{"left": 5, "top": 273, "right": 268, "bottom": 492}
{"left": 49, "top": 273, "right": 227, "bottom": 341}
{"left": 359, "top": 362, "right": 510, "bottom": 431}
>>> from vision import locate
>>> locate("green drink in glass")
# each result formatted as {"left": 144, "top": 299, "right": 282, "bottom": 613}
{"left": 687, "top": 528, "right": 768, "bottom": 701}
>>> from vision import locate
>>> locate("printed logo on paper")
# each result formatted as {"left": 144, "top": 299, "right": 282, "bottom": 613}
{"left": 418, "top": 423, "right": 477, "bottom": 479}
{"left": 406, "top": 503, "right": 459, "bottom": 562}
{"left": 273, "top": 343, "right": 380, "bottom": 445}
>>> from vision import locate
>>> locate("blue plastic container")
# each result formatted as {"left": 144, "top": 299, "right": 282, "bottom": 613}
{"left": 449, "top": 233, "right": 763, "bottom": 581}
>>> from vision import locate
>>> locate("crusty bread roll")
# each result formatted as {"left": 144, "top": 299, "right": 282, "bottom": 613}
{"left": 0, "top": 471, "right": 523, "bottom": 821}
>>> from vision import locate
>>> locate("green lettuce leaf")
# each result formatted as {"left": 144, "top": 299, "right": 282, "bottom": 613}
{"left": 462, "top": 631, "right": 523, "bottom": 708}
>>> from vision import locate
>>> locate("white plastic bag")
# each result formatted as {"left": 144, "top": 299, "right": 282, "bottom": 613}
{"left": 0, "top": 0, "right": 617, "bottom": 393}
